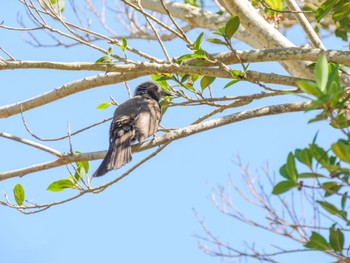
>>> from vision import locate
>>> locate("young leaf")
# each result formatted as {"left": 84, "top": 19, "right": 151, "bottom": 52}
{"left": 13, "top": 184, "right": 25, "bottom": 206}
{"left": 96, "top": 102, "right": 111, "bottom": 110}
{"left": 206, "top": 38, "right": 227, "bottom": 46}
{"left": 225, "top": 16, "right": 240, "bottom": 39}
{"left": 305, "top": 231, "right": 331, "bottom": 250}
{"left": 107, "top": 45, "right": 113, "bottom": 56}
{"left": 272, "top": 180, "right": 298, "bottom": 195}
{"left": 286, "top": 152, "right": 298, "bottom": 182}
{"left": 315, "top": 0, "right": 338, "bottom": 22}
{"left": 200, "top": 76, "right": 215, "bottom": 91}
{"left": 193, "top": 32, "right": 204, "bottom": 51}
{"left": 297, "top": 80, "right": 322, "bottom": 98}
{"left": 47, "top": 179, "right": 75, "bottom": 192}
{"left": 74, "top": 166, "right": 86, "bottom": 182}
{"left": 121, "top": 37, "right": 127, "bottom": 52}
{"left": 315, "top": 54, "right": 328, "bottom": 92}
{"left": 224, "top": 79, "right": 240, "bottom": 89}
{"left": 95, "top": 56, "right": 112, "bottom": 64}
{"left": 76, "top": 160, "right": 89, "bottom": 173}
{"left": 295, "top": 148, "right": 313, "bottom": 168}
{"left": 331, "top": 139, "right": 350, "bottom": 164}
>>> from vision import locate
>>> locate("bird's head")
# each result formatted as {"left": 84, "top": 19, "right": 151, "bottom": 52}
{"left": 134, "top": 81, "right": 172, "bottom": 102}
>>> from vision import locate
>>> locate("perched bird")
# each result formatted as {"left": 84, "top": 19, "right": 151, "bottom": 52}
{"left": 93, "top": 81, "right": 171, "bottom": 177}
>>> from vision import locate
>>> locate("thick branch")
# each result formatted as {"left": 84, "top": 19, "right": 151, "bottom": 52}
{"left": 0, "top": 101, "right": 309, "bottom": 180}
{"left": 2, "top": 48, "right": 350, "bottom": 71}
{"left": 218, "top": 0, "right": 313, "bottom": 79}
{"left": 138, "top": 0, "right": 261, "bottom": 49}
{"left": 0, "top": 72, "right": 143, "bottom": 118}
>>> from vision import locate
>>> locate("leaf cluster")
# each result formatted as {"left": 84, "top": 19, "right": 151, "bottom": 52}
{"left": 272, "top": 55, "right": 350, "bottom": 257}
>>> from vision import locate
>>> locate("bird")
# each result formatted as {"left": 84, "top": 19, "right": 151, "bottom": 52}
{"left": 93, "top": 81, "right": 171, "bottom": 177}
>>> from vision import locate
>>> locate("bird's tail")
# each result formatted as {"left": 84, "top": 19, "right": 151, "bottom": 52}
{"left": 93, "top": 132, "right": 132, "bottom": 177}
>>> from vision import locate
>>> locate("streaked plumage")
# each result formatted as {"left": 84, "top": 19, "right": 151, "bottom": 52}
{"left": 93, "top": 82, "right": 170, "bottom": 177}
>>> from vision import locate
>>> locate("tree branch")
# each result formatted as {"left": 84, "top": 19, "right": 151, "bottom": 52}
{"left": 0, "top": 101, "right": 309, "bottom": 180}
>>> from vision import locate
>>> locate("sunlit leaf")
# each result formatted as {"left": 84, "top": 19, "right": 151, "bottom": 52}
{"left": 121, "top": 37, "right": 127, "bottom": 52}
{"left": 315, "top": 54, "right": 328, "bottom": 92}
{"left": 193, "top": 32, "right": 204, "bottom": 51}
{"left": 224, "top": 79, "right": 240, "bottom": 89}
{"left": 95, "top": 56, "right": 112, "bottom": 64}
{"left": 331, "top": 139, "right": 350, "bottom": 164}
{"left": 315, "top": 0, "right": 338, "bottom": 22}
{"left": 224, "top": 16, "right": 240, "bottom": 39}
{"left": 96, "top": 102, "right": 111, "bottom": 110}
{"left": 13, "top": 184, "right": 25, "bottom": 206}
{"left": 200, "top": 76, "right": 215, "bottom": 90}
{"left": 206, "top": 38, "right": 227, "bottom": 46}
{"left": 297, "top": 80, "right": 322, "bottom": 98}
{"left": 47, "top": 179, "right": 75, "bottom": 192}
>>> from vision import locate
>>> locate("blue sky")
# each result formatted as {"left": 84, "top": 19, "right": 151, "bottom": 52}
{"left": 0, "top": 1, "right": 344, "bottom": 263}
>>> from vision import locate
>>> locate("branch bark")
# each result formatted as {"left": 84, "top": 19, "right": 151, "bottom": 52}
{"left": 0, "top": 101, "right": 309, "bottom": 180}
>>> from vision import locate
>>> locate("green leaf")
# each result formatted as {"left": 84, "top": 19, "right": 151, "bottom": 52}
{"left": 315, "top": 0, "right": 338, "bottom": 22}
{"left": 305, "top": 231, "right": 331, "bottom": 250}
{"left": 121, "top": 37, "right": 127, "bottom": 52}
{"left": 279, "top": 164, "right": 289, "bottom": 179}
{"left": 309, "top": 143, "right": 329, "bottom": 166}
{"left": 317, "top": 201, "right": 346, "bottom": 220}
{"left": 323, "top": 182, "right": 342, "bottom": 197}
{"left": 295, "top": 148, "right": 313, "bottom": 168}
{"left": 200, "top": 76, "right": 215, "bottom": 91}
{"left": 13, "top": 184, "right": 25, "bottom": 206}
{"left": 213, "top": 26, "right": 225, "bottom": 37}
{"left": 298, "top": 172, "right": 326, "bottom": 178}
{"left": 272, "top": 180, "right": 298, "bottom": 195}
{"left": 332, "top": 1, "right": 350, "bottom": 22}
{"left": 225, "top": 16, "right": 240, "bottom": 39}
{"left": 73, "top": 166, "right": 86, "bottom": 182}
{"left": 206, "top": 38, "right": 227, "bottom": 46}
{"left": 308, "top": 111, "right": 329, "bottom": 124}
{"left": 96, "top": 102, "right": 111, "bottom": 110}
{"left": 331, "top": 139, "right": 350, "bottom": 163}
{"left": 95, "top": 56, "right": 112, "bottom": 64}
{"left": 176, "top": 52, "right": 206, "bottom": 63}
{"left": 224, "top": 79, "right": 240, "bottom": 89}
{"left": 193, "top": 32, "right": 204, "bottom": 51}
{"left": 297, "top": 80, "right": 322, "bottom": 97}
{"left": 286, "top": 152, "right": 298, "bottom": 182}
{"left": 315, "top": 54, "right": 328, "bottom": 92}
{"left": 107, "top": 45, "right": 113, "bottom": 56}
{"left": 76, "top": 160, "right": 89, "bottom": 173}
{"left": 329, "top": 226, "right": 344, "bottom": 253}
{"left": 182, "top": 83, "right": 196, "bottom": 92}
{"left": 264, "top": 0, "right": 284, "bottom": 11}
{"left": 341, "top": 192, "right": 347, "bottom": 210}
{"left": 47, "top": 179, "right": 75, "bottom": 192}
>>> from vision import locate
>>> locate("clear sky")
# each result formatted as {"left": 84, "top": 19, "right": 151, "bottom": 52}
{"left": 0, "top": 1, "right": 344, "bottom": 263}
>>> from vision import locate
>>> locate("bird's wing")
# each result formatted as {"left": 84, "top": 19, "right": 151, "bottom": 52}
{"left": 133, "top": 97, "right": 161, "bottom": 143}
